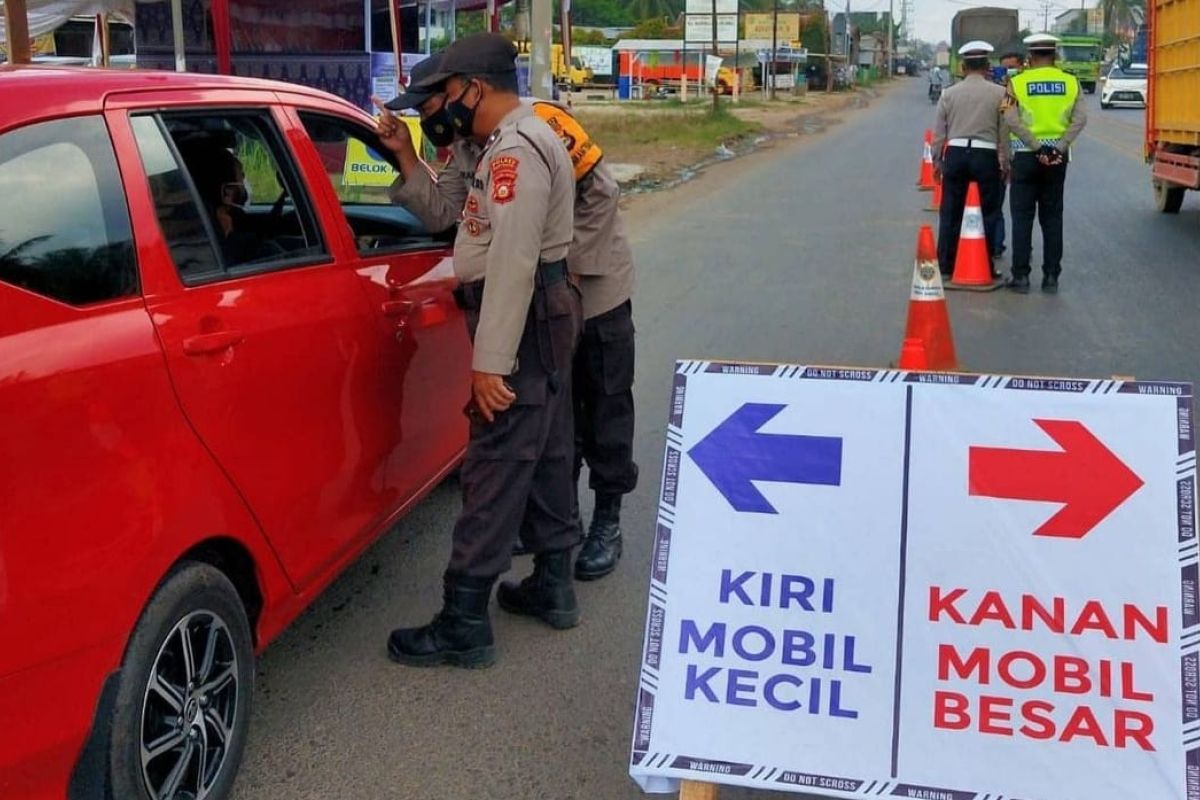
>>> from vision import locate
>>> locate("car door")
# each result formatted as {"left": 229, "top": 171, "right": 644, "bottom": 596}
{"left": 283, "top": 100, "right": 471, "bottom": 498}
{"left": 109, "top": 95, "right": 394, "bottom": 589}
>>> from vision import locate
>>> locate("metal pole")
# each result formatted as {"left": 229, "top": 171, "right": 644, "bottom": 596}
{"left": 770, "top": 0, "right": 778, "bottom": 99}
{"left": 390, "top": 0, "right": 404, "bottom": 87}
{"left": 425, "top": 1, "right": 432, "bottom": 54}
{"left": 711, "top": 0, "right": 719, "bottom": 111}
{"left": 170, "top": 0, "right": 186, "bottom": 71}
{"left": 530, "top": 0, "right": 552, "bottom": 98}
{"left": 734, "top": 0, "right": 740, "bottom": 102}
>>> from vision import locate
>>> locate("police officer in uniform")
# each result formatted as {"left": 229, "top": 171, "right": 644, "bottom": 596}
{"left": 383, "top": 34, "right": 583, "bottom": 668}
{"left": 989, "top": 51, "right": 1024, "bottom": 260}
{"left": 1003, "top": 33, "right": 1088, "bottom": 293}
{"left": 377, "top": 47, "right": 638, "bottom": 584}
{"left": 932, "top": 41, "right": 1008, "bottom": 279}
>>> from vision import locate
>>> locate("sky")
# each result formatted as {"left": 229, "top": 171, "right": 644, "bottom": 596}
{"left": 900, "top": 0, "right": 1090, "bottom": 45}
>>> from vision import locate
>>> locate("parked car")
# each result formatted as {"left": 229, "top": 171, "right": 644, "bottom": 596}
{"left": 0, "top": 64, "right": 470, "bottom": 800}
{"left": 1101, "top": 62, "right": 1148, "bottom": 108}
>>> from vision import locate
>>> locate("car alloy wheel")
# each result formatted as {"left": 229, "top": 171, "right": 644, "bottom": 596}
{"left": 140, "top": 610, "right": 240, "bottom": 800}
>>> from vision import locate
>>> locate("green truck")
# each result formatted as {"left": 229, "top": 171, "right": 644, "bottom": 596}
{"left": 1057, "top": 34, "right": 1103, "bottom": 93}
{"left": 949, "top": 8, "right": 1021, "bottom": 78}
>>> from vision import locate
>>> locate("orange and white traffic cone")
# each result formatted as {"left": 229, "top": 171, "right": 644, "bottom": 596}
{"left": 925, "top": 175, "right": 942, "bottom": 212}
{"left": 917, "top": 130, "right": 936, "bottom": 192}
{"left": 901, "top": 225, "right": 958, "bottom": 370}
{"left": 898, "top": 337, "right": 930, "bottom": 370}
{"left": 946, "top": 182, "right": 1001, "bottom": 292}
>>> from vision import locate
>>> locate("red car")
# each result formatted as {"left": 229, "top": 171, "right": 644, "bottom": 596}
{"left": 0, "top": 65, "right": 470, "bottom": 800}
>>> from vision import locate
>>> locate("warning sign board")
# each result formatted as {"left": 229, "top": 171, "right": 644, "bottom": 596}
{"left": 630, "top": 362, "right": 1197, "bottom": 800}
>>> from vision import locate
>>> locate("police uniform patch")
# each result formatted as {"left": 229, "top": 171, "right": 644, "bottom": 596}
{"left": 466, "top": 218, "right": 482, "bottom": 237}
{"left": 465, "top": 195, "right": 480, "bottom": 215}
{"left": 490, "top": 155, "right": 519, "bottom": 204}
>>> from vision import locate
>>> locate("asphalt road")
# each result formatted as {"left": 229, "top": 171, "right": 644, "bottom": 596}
{"left": 231, "top": 78, "right": 1200, "bottom": 800}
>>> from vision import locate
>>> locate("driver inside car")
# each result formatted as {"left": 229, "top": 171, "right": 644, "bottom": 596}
{"left": 181, "top": 142, "right": 284, "bottom": 266}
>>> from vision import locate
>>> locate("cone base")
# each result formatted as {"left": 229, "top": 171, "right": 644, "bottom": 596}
{"left": 945, "top": 278, "right": 1003, "bottom": 292}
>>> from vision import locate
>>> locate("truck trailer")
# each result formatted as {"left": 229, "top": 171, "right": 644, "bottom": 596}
{"left": 1146, "top": 0, "right": 1200, "bottom": 213}
{"left": 949, "top": 7, "right": 1021, "bottom": 76}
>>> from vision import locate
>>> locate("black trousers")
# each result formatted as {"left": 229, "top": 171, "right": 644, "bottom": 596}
{"left": 573, "top": 300, "right": 639, "bottom": 498}
{"left": 450, "top": 279, "right": 583, "bottom": 577}
{"left": 937, "top": 145, "right": 1003, "bottom": 275}
{"left": 1010, "top": 152, "right": 1068, "bottom": 278}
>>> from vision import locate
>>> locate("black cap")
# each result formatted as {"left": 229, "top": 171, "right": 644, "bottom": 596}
{"left": 427, "top": 33, "right": 518, "bottom": 83}
{"left": 384, "top": 52, "right": 446, "bottom": 111}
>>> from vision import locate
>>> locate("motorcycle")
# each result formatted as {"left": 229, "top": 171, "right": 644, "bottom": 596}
{"left": 929, "top": 82, "right": 943, "bottom": 104}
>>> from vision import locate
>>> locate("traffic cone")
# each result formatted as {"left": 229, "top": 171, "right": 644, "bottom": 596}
{"left": 925, "top": 175, "right": 942, "bottom": 212}
{"left": 917, "top": 130, "right": 936, "bottom": 192}
{"left": 946, "top": 182, "right": 1001, "bottom": 292}
{"left": 898, "top": 337, "right": 930, "bottom": 370}
{"left": 902, "top": 225, "right": 958, "bottom": 370}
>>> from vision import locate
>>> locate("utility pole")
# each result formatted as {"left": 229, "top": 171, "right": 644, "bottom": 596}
{"left": 770, "top": 0, "right": 779, "bottom": 99}
{"left": 887, "top": 0, "right": 894, "bottom": 79}
{"left": 530, "top": 0, "right": 553, "bottom": 98}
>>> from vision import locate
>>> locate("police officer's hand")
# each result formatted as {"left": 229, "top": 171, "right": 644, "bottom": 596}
{"left": 471, "top": 371, "right": 517, "bottom": 423}
{"left": 371, "top": 96, "right": 413, "bottom": 154}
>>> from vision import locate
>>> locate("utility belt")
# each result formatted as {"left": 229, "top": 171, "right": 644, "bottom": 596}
{"left": 452, "top": 259, "right": 568, "bottom": 311}
{"left": 453, "top": 259, "right": 571, "bottom": 393}
{"left": 947, "top": 138, "right": 997, "bottom": 150}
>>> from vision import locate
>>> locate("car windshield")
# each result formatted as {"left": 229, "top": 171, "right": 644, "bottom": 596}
{"left": 1111, "top": 66, "right": 1147, "bottom": 78}
{"left": 1061, "top": 46, "right": 1098, "bottom": 61}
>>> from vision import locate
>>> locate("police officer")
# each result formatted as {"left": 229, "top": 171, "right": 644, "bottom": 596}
{"left": 932, "top": 41, "right": 1008, "bottom": 279}
{"left": 1003, "top": 33, "right": 1088, "bottom": 293}
{"left": 989, "top": 51, "right": 1024, "bottom": 260}
{"left": 383, "top": 33, "right": 583, "bottom": 668}
{"left": 377, "top": 53, "right": 638, "bottom": 584}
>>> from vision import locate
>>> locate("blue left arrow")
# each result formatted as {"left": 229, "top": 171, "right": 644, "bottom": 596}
{"left": 688, "top": 403, "right": 843, "bottom": 514}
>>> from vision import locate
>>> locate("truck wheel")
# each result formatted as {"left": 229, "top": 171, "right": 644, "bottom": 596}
{"left": 109, "top": 562, "right": 255, "bottom": 800}
{"left": 1153, "top": 180, "right": 1186, "bottom": 214}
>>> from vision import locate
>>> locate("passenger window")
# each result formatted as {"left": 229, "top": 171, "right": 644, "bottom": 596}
{"left": 131, "top": 110, "right": 327, "bottom": 283}
{"left": 0, "top": 116, "right": 136, "bottom": 306}
{"left": 297, "top": 112, "right": 447, "bottom": 255}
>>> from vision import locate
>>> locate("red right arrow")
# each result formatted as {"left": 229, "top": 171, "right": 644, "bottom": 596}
{"left": 968, "top": 419, "right": 1144, "bottom": 539}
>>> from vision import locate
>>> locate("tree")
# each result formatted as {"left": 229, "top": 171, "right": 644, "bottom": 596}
{"left": 1098, "top": 0, "right": 1145, "bottom": 39}
{"left": 626, "top": 0, "right": 680, "bottom": 21}
{"left": 627, "top": 16, "right": 674, "bottom": 39}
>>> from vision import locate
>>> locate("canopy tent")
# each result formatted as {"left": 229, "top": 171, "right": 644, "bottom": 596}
{"left": 1, "top": 0, "right": 130, "bottom": 43}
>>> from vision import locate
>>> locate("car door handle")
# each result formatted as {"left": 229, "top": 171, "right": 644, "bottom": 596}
{"left": 382, "top": 300, "right": 416, "bottom": 319}
{"left": 182, "top": 330, "right": 245, "bottom": 356}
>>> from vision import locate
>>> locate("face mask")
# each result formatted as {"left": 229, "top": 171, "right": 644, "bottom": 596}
{"left": 420, "top": 106, "right": 456, "bottom": 147}
{"left": 222, "top": 181, "right": 249, "bottom": 208}
{"left": 445, "top": 82, "right": 479, "bottom": 137}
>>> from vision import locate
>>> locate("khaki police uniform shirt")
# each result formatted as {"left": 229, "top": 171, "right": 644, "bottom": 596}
{"left": 391, "top": 139, "right": 482, "bottom": 234}
{"left": 394, "top": 101, "right": 635, "bottom": 321}
{"left": 530, "top": 99, "right": 635, "bottom": 319}
{"left": 453, "top": 103, "right": 574, "bottom": 375}
{"left": 932, "top": 73, "right": 1009, "bottom": 171}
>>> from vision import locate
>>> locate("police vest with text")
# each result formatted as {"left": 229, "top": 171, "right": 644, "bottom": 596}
{"left": 1008, "top": 67, "right": 1079, "bottom": 153}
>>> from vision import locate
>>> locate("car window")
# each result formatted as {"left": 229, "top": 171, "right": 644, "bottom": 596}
{"left": 0, "top": 116, "right": 136, "bottom": 305}
{"left": 131, "top": 109, "right": 327, "bottom": 283}
{"left": 297, "top": 111, "right": 447, "bottom": 255}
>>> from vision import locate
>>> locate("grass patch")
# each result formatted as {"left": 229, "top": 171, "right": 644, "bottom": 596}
{"left": 575, "top": 106, "right": 761, "bottom": 154}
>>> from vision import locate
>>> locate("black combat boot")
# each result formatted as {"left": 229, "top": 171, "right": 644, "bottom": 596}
{"left": 388, "top": 572, "right": 497, "bottom": 668}
{"left": 497, "top": 549, "right": 580, "bottom": 629}
{"left": 574, "top": 493, "right": 623, "bottom": 581}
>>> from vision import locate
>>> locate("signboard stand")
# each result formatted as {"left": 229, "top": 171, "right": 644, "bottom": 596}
{"left": 680, "top": 779, "right": 719, "bottom": 799}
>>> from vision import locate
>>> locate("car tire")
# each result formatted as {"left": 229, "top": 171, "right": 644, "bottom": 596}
{"left": 108, "top": 562, "right": 254, "bottom": 800}
{"left": 1100, "top": 100, "right": 1111, "bottom": 109}
{"left": 1154, "top": 180, "right": 1186, "bottom": 214}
